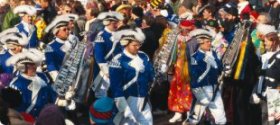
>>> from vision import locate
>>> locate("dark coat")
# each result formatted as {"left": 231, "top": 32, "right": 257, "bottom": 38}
{"left": 140, "top": 27, "right": 158, "bottom": 60}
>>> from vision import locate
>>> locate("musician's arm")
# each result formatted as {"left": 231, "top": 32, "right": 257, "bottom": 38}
{"left": 47, "top": 85, "right": 58, "bottom": 103}
{"left": 94, "top": 41, "right": 109, "bottom": 75}
{"left": 109, "top": 62, "right": 124, "bottom": 98}
{"left": 45, "top": 46, "right": 59, "bottom": 81}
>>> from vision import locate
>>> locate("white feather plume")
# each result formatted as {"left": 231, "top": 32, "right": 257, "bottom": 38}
{"left": 257, "top": 24, "right": 277, "bottom": 36}
{"left": 97, "top": 11, "right": 124, "bottom": 21}
{"left": 45, "top": 15, "right": 71, "bottom": 33}
{"left": 189, "top": 29, "right": 213, "bottom": 39}
{"left": 0, "top": 28, "right": 18, "bottom": 38}
{"left": 112, "top": 28, "right": 146, "bottom": 43}
{"left": 0, "top": 32, "right": 28, "bottom": 46}
{"left": 6, "top": 49, "right": 43, "bottom": 69}
{"left": 13, "top": 5, "right": 37, "bottom": 16}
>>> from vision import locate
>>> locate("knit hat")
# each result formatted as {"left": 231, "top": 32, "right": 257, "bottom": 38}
{"left": 0, "top": 87, "right": 22, "bottom": 109}
{"left": 205, "top": 20, "right": 219, "bottom": 28}
{"left": 250, "top": 11, "right": 259, "bottom": 20}
{"left": 223, "top": 3, "right": 238, "bottom": 16}
{"left": 36, "top": 104, "right": 66, "bottom": 125}
{"left": 89, "top": 97, "right": 114, "bottom": 124}
{"left": 180, "top": 19, "right": 195, "bottom": 27}
{"left": 0, "top": 74, "right": 13, "bottom": 89}
{"left": 132, "top": 6, "right": 144, "bottom": 18}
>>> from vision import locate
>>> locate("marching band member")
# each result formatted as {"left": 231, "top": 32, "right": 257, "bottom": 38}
{"left": 0, "top": 28, "right": 28, "bottom": 74}
{"left": 109, "top": 28, "right": 154, "bottom": 125}
{"left": 13, "top": 5, "right": 39, "bottom": 48}
{"left": 92, "top": 11, "right": 123, "bottom": 98}
{"left": 183, "top": 29, "right": 226, "bottom": 125}
{"left": 0, "top": 28, "right": 28, "bottom": 88}
{"left": 44, "top": 15, "right": 73, "bottom": 81}
{"left": 7, "top": 49, "right": 57, "bottom": 117}
{"left": 252, "top": 24, "right": 280, "bottom": 125}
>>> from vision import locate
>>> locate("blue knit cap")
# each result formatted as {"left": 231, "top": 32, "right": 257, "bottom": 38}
{"left": 89, "top": 97, "right": 114, "bottom": 124}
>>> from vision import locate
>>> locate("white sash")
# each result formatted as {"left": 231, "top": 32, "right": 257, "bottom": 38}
{"left": 26, "top": 76, "right": 46, "bottom": 113}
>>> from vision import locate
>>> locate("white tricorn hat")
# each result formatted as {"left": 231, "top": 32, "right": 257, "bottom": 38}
{"left": 60, "top": 13, "right": 79, "bottom": 21}
{"left": 6, "top": 48, "right": 44, "bottom": 71}
{"left": 0, "top": 28, "right": 28, "bottom": 48}
{"left": 13, "top": 5, "right": 37, "bottom": 16}
{"left": 189, "top": 29, "right": 213, "bottom": 43}
{"left": 97, "top": 11, "right": 124, "bottom": 25}
{"left": 256, "top": 23, "right": 277, "bottom": 36}
{"left": 45, "top": 15, "right": 72, "bottom": 35}
{"left": 111, "top": 27, "right": 145, "bottom": 46}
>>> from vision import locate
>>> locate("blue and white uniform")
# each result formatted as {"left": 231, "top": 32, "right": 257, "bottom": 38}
{"left": 188, "top": 49, "right": 226, "bottom": 124}
{"left": 92, "top": 27, "right": 122, "bottom": 97}
{"left": 0, "top": 50, "right": 15, "bottom": 74}
{"left": 16, "top": 22, "right": 39, "bottom": 48}
{"left": 45, "top": 37, "right": 75, "bottom": 80}
{"left": 109, "top": 50, "right": 154, "bottom": 125}
{"left": 10, "top": 73, "right": 57, "bottom": 117}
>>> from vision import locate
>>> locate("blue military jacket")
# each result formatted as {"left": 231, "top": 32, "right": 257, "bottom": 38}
{"left": 45, "top": 38, "right": 67, "bottom": 72}
{"left": 93, "top": 28, "right": 122, "bottom": 77}
{"left": 190, "top": 50, "right": 222, "bottom": 88}
{"left": 94, "top": 28, "right": 122, "bottom": 63}
{"left": 109, "top": 50, "right": 154, "bottom": 98}
{"left": 10, "top": 73, "right": 57, "bottom": 117}
{"left": 16, "top": 22, "right": 39, "bottom": 48}
{"left": 0, "top": 50, "right": 14, "bottom": 74}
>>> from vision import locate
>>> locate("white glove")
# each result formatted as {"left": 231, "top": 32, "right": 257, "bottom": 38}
{"left": 49, "top": 71, "right": 59, "bottom": 82}
{"left": 200, "top": 98, "right": 210, "bottom": 105}
{"left": 224, "top": 65, "right": 232, "bottom": 76}
{"left": 66, "top": 100, "right": 76, "bottom": 110}
{"left": 204, "top": 53, "right": 217, "bottom": 69}
{"left": 115, "top": 97, "right": 137, "bottom": 122}
{"left": 98, "top": 63, "right": 109, "bottom": 76}
{"left": 160, "top": 64, "right": 168, "bottom": 73}
{"left": 56, "top": 99, "right": 67, "bottom": 107}
{"left": 251, "top": 93, "right": 261, "bottom": 104}
{"left": 65, "top": 87, "right": 75, "bottom": 100}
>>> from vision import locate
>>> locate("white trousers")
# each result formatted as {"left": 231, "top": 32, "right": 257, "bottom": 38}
{"left": 189, "top": 86, "right": 226, "bottom": 124}
{"left": 114, "top": 97, "right": 153, "bottom": 125}
{"left": 92, "top": 73, "right": 110, "bottom": 98}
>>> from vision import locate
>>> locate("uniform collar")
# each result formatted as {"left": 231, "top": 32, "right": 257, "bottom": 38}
{"left": 105, "top": 27, "right": 114, "bottom": 34}
{"left": 8, "top": 49, "right": 16, "bottom": 56}
{"left": 55, "top": 37, "right": 67, "bottom": 44}
{"left": 21, "top": 21, "right": 31, "bottom": 33}
{"left": 21, "top": 73, "right": 37, "bottom": 81}
{"left": 124, "top": 49, "right": 138, "bottom": 59}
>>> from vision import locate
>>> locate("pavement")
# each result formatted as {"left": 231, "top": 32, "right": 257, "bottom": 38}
{"left": 153, "top": 112, "right": 185, "bottom": 125}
